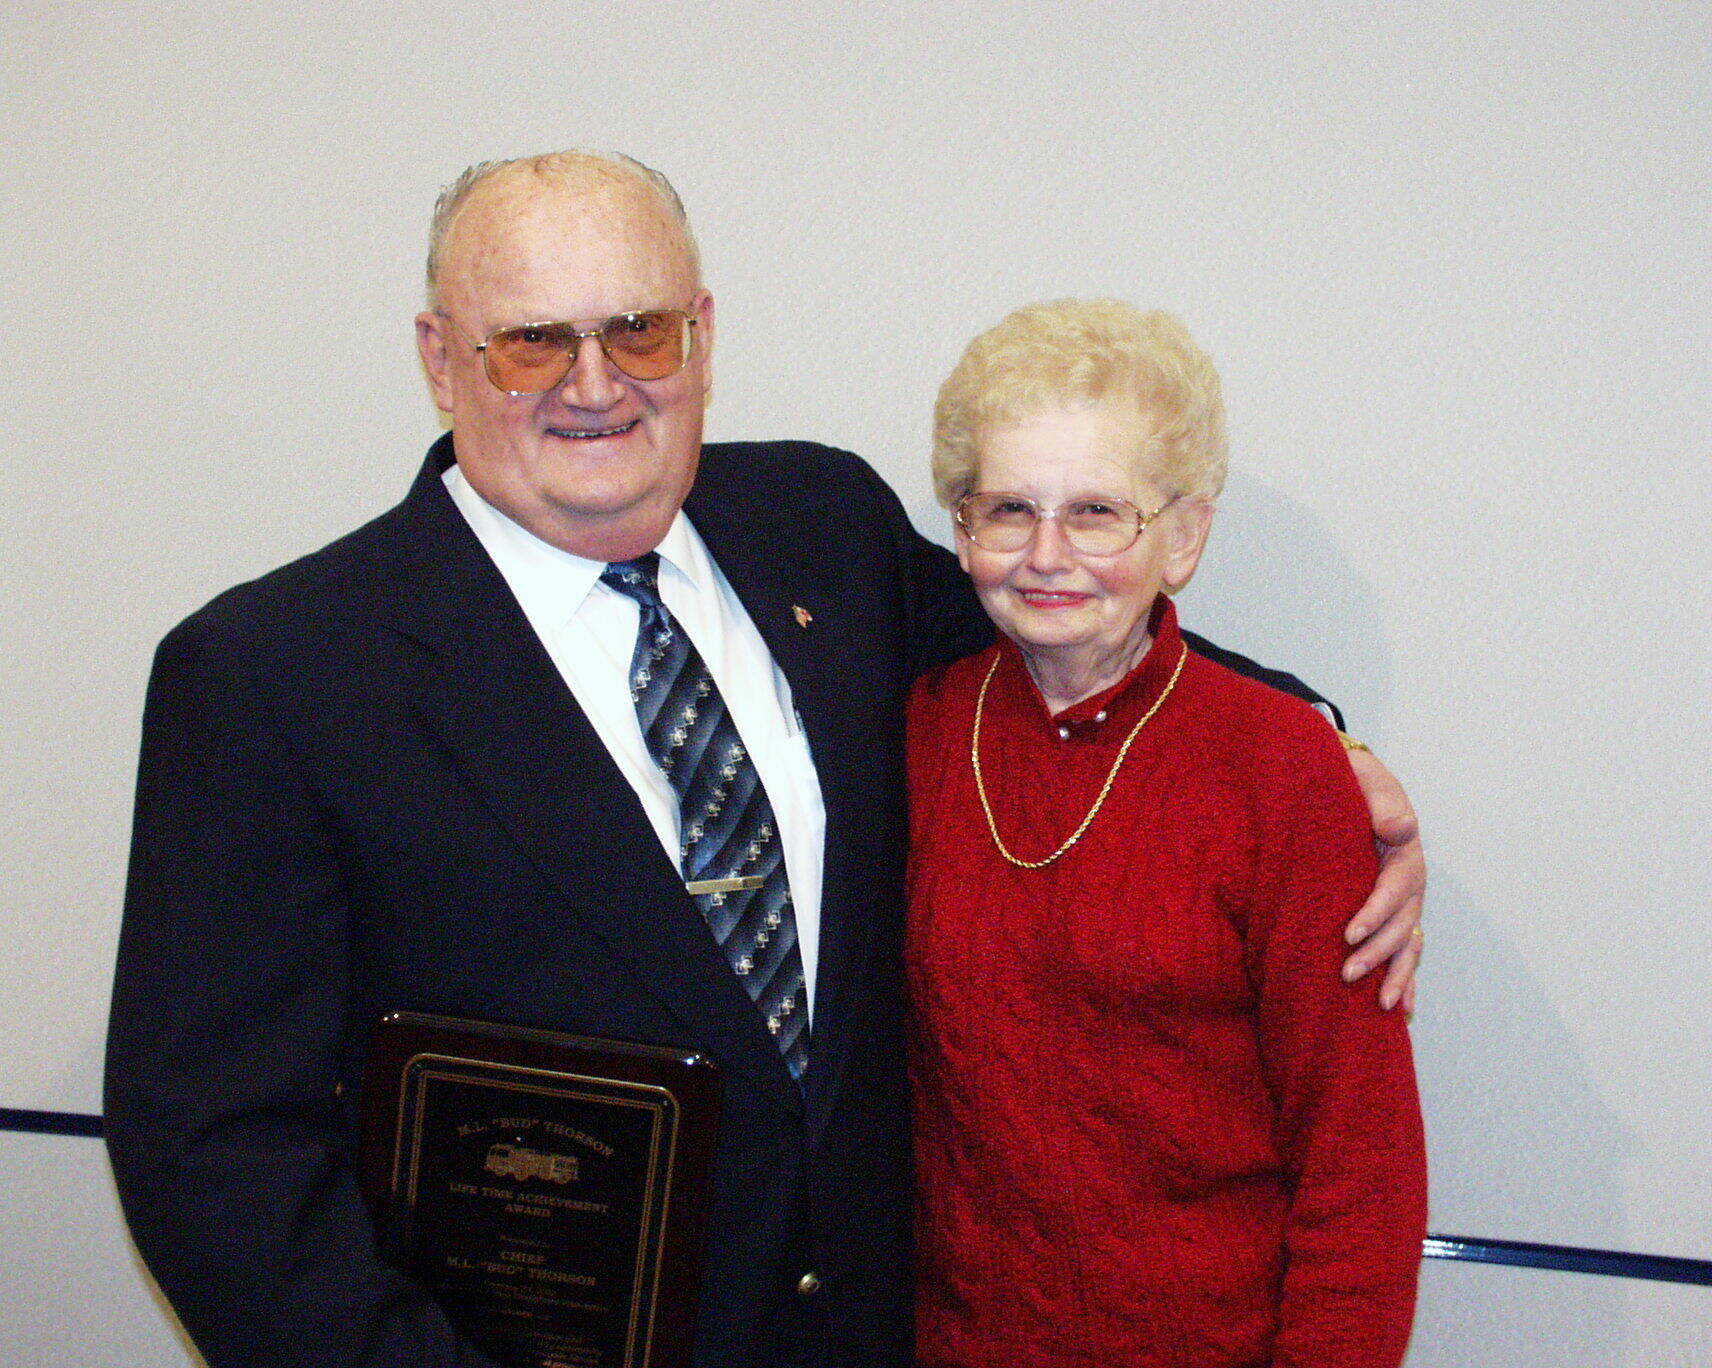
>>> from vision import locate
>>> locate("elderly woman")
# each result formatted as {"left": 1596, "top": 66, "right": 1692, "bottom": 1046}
{"left": 906, "top": 300, "right": 1427, "bottom": 1367}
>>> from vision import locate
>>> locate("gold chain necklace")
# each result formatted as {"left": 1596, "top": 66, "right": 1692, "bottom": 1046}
{"left": 971, "top": 642, "right": 1188, "bottom": 869}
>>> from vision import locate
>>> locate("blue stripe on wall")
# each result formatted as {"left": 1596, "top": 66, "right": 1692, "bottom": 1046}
{"left": 0, "top": 1107, "right": 105, "bottom": 1138}
{"left": 1423, "top": 1234, "right": 1712, "bottom": 1286}
{"left": 4, "top": 1110, "right": 1710, "bottom": 1287}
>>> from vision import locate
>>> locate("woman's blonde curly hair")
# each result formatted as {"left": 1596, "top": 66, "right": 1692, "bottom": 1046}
{"left": 932, "top": 298, "right": 1228, "bottom": 507}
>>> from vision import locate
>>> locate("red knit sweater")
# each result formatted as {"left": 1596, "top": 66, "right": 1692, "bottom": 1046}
{"left": 906, "top": 599, "right": 1426, "bottom": 1368}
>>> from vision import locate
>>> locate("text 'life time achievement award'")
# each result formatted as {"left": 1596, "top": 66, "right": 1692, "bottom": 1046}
{"left": 360, "top": 1013, "right": 722, "bottom": 1368}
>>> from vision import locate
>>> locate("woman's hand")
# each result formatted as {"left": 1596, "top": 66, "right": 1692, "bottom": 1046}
{"left": 1339, "top": 748, "right": 1425, "bottom": 1014}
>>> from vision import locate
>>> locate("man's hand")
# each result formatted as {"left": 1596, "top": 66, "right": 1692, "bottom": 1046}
{"left": 1340, "top": 747, "right": 1425, "bottom": 1014}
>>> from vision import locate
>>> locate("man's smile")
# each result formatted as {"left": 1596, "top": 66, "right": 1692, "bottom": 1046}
{"left": 547, "top": 418, "right": 641, "bottom": 440}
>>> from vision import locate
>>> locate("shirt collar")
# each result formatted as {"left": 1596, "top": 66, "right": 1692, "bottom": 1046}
{"left": 442, "top": 464, "right": 713, "bottom": 624}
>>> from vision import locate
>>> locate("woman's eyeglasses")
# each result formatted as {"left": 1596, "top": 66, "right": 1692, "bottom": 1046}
{"left": 955, "top": 491, "right": 1178, "bottom": 556}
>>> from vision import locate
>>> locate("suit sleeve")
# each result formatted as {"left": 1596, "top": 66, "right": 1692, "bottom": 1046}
{"left": 105, "top": 616, "right": 502, "bottom": 1368}
{"left": 1240, "top": 716, "right": 1427, "bottom": 1367}
{"left": 840, "top": 457, "right": 993, "bottom": 679}
{"left": 1182, "top": 628, "right": 1343, "bottom": 728}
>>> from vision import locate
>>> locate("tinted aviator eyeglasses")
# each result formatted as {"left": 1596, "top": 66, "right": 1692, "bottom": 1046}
{"left": 440, "top": 309, "right": 699, "bottom": 394}
{"left": 955, "top": 491, "right": 1179, "bottom": 556}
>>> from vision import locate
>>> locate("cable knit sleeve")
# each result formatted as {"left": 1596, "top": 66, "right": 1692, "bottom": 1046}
{"left": 1240, "top": 709, "right": 1428, "bottom": 1368}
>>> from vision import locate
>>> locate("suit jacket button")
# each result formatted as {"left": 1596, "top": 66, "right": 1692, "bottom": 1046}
{"left": 796, "top": 1271, "right": 822, "bottom": 1296}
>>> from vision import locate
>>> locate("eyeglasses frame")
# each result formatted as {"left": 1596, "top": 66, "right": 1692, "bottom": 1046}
{"left": 435, "top": 307, "right": 700, "bottom": 395}
{"left": 954, "top": 490, "right": 1181, "bottom": 557}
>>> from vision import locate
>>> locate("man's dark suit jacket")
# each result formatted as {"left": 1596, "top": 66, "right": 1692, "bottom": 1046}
{"left": 105, "top": 435, "right": 1325, "bottom": 1368}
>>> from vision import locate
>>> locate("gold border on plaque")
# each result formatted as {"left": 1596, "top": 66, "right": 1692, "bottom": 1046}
{"left": 393, "top": 1052, "right": 683, "bottom": 1368}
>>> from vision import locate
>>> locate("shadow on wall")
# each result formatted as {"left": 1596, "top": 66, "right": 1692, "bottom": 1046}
{"left": 1179, "top": 473, "right": 1392, "bottom": 742}
{"left": 1406, "top": 869, "right": 1631, "bottom": 1366}
{"left": 1185, "top": 477, "right": 1636, "bottom": 1362}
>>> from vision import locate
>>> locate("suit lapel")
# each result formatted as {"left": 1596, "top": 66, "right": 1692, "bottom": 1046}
{"left": 374, "top": 444, "right": 801, "bottom": 1108}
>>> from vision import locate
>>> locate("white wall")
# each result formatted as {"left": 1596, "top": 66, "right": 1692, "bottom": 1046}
{"left": 3, "top": 3, "right": 1708, "bottom": 1363}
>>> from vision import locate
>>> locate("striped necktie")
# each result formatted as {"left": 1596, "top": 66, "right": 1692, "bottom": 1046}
{"left": 600, "top": 554, "right": 808, "bottom": 1079}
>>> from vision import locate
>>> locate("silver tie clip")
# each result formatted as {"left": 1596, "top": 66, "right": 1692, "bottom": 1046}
{"left": 685, "top": 875, "right": 766, "bottom": 896}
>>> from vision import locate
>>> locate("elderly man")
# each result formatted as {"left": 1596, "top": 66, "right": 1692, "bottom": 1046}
{"left": 106, "top": 151, "right": 1423, "bottom": 1368}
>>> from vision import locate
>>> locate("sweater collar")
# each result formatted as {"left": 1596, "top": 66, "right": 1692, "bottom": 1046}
{"left": 993, "top": 595, "right": 1186, "bottom": 734}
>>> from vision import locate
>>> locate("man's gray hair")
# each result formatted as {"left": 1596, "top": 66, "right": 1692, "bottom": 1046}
{"left": 424, "top": 150, "right": 700, "bottom": 306}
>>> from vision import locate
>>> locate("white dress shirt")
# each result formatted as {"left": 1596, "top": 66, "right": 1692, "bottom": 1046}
{"left": 445, "top": 466, "right": 827, "bottom": 1020}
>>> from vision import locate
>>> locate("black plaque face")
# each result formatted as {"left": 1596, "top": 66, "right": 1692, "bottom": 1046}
{"left": 361, "top": 1015, "right": 721, "bottom": 1368}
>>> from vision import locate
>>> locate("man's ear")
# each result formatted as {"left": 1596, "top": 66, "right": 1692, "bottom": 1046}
{"left": 691, "top": 288, "right": 716, "bottom": 404}
{"left": 1161, "top": 495, "right": 1216, "bottom": 594}
{"left": 415, "top": 311, "right": 456, "bottom": 414}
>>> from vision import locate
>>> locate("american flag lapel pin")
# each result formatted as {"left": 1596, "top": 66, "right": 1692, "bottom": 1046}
{"left": 792, "top": 605, "right": 813, "bottom": 629}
